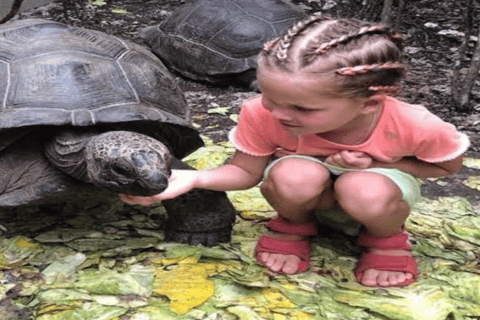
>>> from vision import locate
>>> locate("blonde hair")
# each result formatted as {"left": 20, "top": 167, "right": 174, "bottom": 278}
{"left": 259, "top": 14, "right": 406, "bottom": 98}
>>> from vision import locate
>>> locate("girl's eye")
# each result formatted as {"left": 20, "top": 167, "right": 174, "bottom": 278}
{"left": 293, "top": 105, "right": 311, "bottom": 112}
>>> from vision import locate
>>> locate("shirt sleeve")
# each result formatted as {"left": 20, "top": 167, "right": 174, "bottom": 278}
{"left": 410, "top": 109, "right": 470, "bottom": 163}
{"left": 228, "top": 97, "right": 277, "bottom": 156}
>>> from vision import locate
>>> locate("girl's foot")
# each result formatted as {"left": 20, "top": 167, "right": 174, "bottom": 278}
{"left": 255, "top": 216, "right": 318, "bottom": 274}
{"left": 355, "top": 229, "right": 418, "bottom": 287}
{"left": 256, "top": 232, "right": 307, "bottom": 274}
{"left": 358, "top": 248, "right": 414, "bottom": 286}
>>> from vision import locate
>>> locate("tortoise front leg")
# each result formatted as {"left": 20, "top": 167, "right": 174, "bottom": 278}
{"left": 0, "top": 134, "right": 75, "bottom": 207}
{"left": 162, "top": 158, "right": 236, "bottom": 246}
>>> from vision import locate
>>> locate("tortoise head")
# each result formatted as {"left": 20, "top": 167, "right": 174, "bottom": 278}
{"left": 86, "top": 131, "right": 173, "bottom": 196}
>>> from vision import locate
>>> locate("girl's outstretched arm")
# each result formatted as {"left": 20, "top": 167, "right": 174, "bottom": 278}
{"left": 120, "top": 150, "right": 270, "bottom": 206}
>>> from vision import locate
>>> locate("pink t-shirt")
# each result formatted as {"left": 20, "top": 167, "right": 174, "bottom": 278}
{"left": 229, "top": 95, "right": 470, "bottom": 163}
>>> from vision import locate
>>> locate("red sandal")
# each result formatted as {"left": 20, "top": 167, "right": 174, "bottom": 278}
{"left": 255, "top": 215, "right": 318, "bottom": 274}
{"left": 355, "top": 228, "right": 419, "bottom": 287}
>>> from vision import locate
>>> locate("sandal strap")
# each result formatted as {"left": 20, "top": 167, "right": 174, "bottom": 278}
{"left": 357, "top": 229, "right": 412, "bottom": 250}
{"left": 256, "top": 235, "right": 311, "bottom": 261}
{"left": 355, "top": 252, "right": 418, "bottom": 287}
{"left": 266, "top": 215, "right": 318, "bottom": 236}
{"left": 255, "top": 235, "right": 311, "bottom": 273}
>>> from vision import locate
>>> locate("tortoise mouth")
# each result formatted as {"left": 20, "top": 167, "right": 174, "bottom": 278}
{"left": 97, "top": 172, "right": 169, "bottom": 196}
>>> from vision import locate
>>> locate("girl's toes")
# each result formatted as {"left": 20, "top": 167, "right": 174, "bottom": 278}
{"left": 359, "top": 269, "right": 381, "bottom": 286}
{"left": 265, "top": 254, "right": 283, "bottom": 272}
{"left": 281, "top": 255, "right": 301, "bottom": 274}
{"left": 395, "top": 272, "right": 408, "bottom": 284}
{"left": 376, "top": 271, "right": 391, "bottom": 286}
{"left": 256, "top": 252, "right": 269, "bottom": 265}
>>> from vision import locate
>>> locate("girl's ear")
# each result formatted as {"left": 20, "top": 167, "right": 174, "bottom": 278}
{"left": 361, "top": 96, "right": 383, "bottom": 114}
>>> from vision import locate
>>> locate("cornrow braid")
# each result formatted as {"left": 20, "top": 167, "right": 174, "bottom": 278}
{"left": 258, "top": 15, "right": 406, "bottom": 99}
{"left": 314, "top": 25, "right": 391, "bottom": 55}
{"left": 275, "top": 13, "right": 324, "bottom": 60}
{"left": 262, "top": 38, "right": 280, "bottom": 55}
{"left": 335, "top": 62, "right": 405, "bottom": 76}
{"left": 368, "top": 85, "right": 400, "bottom": 93}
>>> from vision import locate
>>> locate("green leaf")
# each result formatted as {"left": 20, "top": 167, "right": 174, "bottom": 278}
{"left": 463, "top": 176, "right": 480, "bottom": 191}
{"left": 111, "top": 8, "right": 129, "bottom": 14}
{"left": 333, "top": 286, "right": 455, "bottom": 320}
{"left": 208, "top": 106, "right": 231, "bottom": 115}
{"left": 36, "top": 302, "right": 127, "bottom": 320}
{"left": 74, "top": 265, "right": 154, "bottom": 296}
{"left": 41, "top": 253, "right": 87, "bottom": 284}
{"left": 89, "top": 0, "right": 106, "bottom": 7}
{"left": 0, "top": 236, "right": 43, "bottom": 268}
{"left": 463, "top": 157, "right": 480, "bottom": 169}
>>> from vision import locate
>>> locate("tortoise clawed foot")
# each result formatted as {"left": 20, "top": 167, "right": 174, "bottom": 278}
{"left": 165, "top": 227, "right": 233, "bottom": 246}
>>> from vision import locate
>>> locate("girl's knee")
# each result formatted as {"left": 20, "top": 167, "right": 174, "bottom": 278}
{"left": 263, "top": 158, "right": 331, "bottom": 200}
{"left": 334, "top": 172, "right": 404, "bottom": 217}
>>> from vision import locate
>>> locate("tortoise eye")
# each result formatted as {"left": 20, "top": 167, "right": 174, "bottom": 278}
{"left": 111, "top": 163, "right": 131, "bottom": 177}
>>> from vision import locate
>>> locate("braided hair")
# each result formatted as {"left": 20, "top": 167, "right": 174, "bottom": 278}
{"left": 258, "top": 14, "right": 406, "bottom": 98}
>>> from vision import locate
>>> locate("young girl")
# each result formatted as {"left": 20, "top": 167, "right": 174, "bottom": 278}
{"left": 120, "top": 14, "right": 469, "bottom": 287}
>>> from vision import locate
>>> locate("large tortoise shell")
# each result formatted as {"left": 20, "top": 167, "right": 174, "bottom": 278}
{"left": 0, "top": 19, "right": 202, "bottom": 158}
{"left": 141, "top": 0, "right": 306, "bottom": 84}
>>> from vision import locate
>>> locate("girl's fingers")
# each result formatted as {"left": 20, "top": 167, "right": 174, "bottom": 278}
{"left": 119, "top": 194, "right": 157, "bottom": 206}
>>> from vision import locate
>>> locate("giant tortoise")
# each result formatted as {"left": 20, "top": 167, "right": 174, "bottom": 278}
{"left": 140, "top": 0, "right": 306, "bottom": 86}
{"left": 0, "top": 19, "right": 236, "bottom": 245}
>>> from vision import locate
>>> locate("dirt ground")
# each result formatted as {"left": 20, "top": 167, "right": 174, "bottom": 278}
{"left": 8, "top": 0, "right": 480, "bottom": 206}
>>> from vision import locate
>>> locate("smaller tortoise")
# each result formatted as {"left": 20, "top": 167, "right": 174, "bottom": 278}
{"left": 141, "top": 0, "right": 306, "bottom": 86}
{"left": 0, "top": 19, "right": 236, "bottom": 245}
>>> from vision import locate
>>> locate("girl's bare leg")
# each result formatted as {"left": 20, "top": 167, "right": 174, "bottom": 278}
{"left": 334, "top": 171, "right": 412, "bottom": 287}
{"left": 258, "top": 158, "right": 334, "bottom": 274}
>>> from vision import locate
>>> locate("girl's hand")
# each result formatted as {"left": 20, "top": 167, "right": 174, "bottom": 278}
{"left": 119, "top": 169, "right": 198, "bottom": 206}
{"left": 325, "top": 150, "right": 373, "bottom": 169}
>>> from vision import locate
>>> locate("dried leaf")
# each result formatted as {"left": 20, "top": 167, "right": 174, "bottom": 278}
{"left": 208, "top": 107, "right": 231, "bottom": 115}
{"left": 463, "top": 176, "right": 480, "bottom": 191}
{"left": 463, "top": 157, "right": 480, "bottom": 169}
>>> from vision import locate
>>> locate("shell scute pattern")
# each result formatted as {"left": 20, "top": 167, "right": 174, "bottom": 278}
{"left": 0, "top": 19, "right": 191, "bottom": 131}
{"left": 140, "top": 0, "right": 306, "bottom": 85}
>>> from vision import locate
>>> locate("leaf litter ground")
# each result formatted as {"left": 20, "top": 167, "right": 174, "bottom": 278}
{"left": 1, "top": 0, "right": 480, "bottom": 319}
{"left": 0, "top": 137, "right": 479, "bottom": 320}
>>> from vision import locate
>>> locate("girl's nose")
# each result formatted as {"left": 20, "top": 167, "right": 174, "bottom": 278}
{"left": 270, "top": 107, "right": 292, "bottom": 121}
{"left": 261, "top": 97, "right": 293, "bottom": 121}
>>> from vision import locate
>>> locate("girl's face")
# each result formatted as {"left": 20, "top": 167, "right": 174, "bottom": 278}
{"left": 257, "top": 67, "right": 372, "bottom": 136}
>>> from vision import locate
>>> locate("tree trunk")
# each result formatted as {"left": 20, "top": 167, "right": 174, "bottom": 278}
{"left": 0, "top": 0, "right": 24, "bottom": 24}
{"left": 451, "top": 0, "right": 475, "bottom": 112}
{"left": 380, "top": 0, "right": 394, "bottom": 26}
{"left": 394, "top": 0, "right": 405, "bottom": 29}
{"left": 458, "top": 27, "right": 480, "bottom": 110}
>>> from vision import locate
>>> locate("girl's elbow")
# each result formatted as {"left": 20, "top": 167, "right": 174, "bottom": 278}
{"left": 441, "top": 155, "right": 465, "bottom": 176}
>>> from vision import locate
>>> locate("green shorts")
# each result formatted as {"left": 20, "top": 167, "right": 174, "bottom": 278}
{"left": 263, "top": 155, "right": 422, "bottom": 236}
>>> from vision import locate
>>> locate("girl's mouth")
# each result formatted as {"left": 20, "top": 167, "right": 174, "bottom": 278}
{"left": 280, "top": 121, "right": 300, "bottom": 128}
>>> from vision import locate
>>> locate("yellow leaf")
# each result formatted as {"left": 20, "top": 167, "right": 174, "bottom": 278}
{"left": 273, "top": 314, "right": 288, "bottom": 320}
{"left": 291, "top": 311, "right": 314, "bottom": 320}
{"left": 15, "top": 237, "right": 40, "bottom": 248}
{"left": 36, "top": 304, "right": 77, "bottom": 316}
{"left": 262, "top": 289, "right": 296, "bottom": 309}
{"left": 238, "top": 210, "right": 276, "bottom": 220}
{"left": 153, "top": 256, "right": 228, "bottom": 314}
